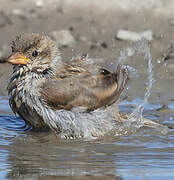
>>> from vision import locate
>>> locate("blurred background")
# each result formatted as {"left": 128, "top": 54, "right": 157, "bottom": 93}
{"left": 0, "top": 0, "right": 174, "bottom": 102}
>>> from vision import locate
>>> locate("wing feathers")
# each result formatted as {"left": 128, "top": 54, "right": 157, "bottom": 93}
{"left": 41, "top": 63, "right": 128, "bottom": 111}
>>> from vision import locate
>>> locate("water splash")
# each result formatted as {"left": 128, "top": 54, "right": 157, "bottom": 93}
{"left": 126, "top": 40, "right": 154, "bottom": 131}
{"left": 115, "top": 40, "right": 167, "bottom": 135}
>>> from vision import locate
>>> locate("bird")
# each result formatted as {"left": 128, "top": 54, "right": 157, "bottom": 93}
{"left": 7, "top": 33, "right": 166, "bottom": 139}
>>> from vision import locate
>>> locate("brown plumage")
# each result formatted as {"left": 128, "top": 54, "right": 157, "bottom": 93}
{"left": 41, "top": 62, "right": 127, "bottom": 111}
{"left": 7, "top": 33, "right": 165, "bottom": 139}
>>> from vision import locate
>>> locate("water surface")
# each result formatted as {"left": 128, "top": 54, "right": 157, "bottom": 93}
{"left": 0, "top": 96, "right": 174, "bottom": 180}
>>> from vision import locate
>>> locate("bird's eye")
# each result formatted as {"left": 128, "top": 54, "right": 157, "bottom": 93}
{"left": 32, "top": 50, "right": 38, "bottom": 57}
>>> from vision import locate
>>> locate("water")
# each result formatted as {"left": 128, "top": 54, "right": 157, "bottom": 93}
{"left": 0, "top": 97, "right": 174, "bottom": 180}
{"left": 0, "top": 95, "right": 174, "bottom": 180}
{"left": 1, "top": 41, "right": 174, "bottom": 179}
{"left": 115, "top": 40, "right": 162, "bottom": 135}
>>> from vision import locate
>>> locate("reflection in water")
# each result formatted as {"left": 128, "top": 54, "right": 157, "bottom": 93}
{"left": 7, "top": 135, "right": 122, "bottom": 179}
{"left": 0, "top": 97, "right": 174, "bottom": 179}
{"left": 0, "top": 114, "right": 31, "bottom": 133}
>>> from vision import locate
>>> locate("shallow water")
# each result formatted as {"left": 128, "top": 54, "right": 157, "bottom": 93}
{"left": 0, "top": 96, "right": 174, "bottom": 180}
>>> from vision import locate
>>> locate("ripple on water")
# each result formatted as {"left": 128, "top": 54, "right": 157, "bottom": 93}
{"left": 119, "top": 97, "right": 163, "bottom": 112}
{"left": 0, "top": 114, "right": 31, "bottom": 132}
{"left": 0, "top": 113, "right": 31, "bottom": 179}
{"left": 168, "top": 101, "right": 174, "bottom": 110}
{"left": 0, "top": 97, "right": 12, "bottom": 114}
{"left": 0, "top": 114, "right": 31, "bottom": 146}
{"left": 0, "top": 101, "right": 173, "bottom": 179}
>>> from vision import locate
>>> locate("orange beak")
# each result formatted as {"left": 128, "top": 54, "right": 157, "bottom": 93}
{"left": 7, "top": 52, "right": 29, "bottom": 65}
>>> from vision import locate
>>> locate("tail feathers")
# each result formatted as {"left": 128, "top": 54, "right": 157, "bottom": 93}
{"left": 119, "top": 112, "right": 169, "bottom": 131}
{"left": 143, "top": 117, "right": 168, "bottom": 130}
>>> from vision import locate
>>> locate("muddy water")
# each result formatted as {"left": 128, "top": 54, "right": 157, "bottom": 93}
{"left": 0, "top": 96, "right": 174, "bottom": 180}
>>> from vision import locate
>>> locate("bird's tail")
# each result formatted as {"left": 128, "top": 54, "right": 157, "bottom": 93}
{"left": 143, "top": 117, "right": 169, "bottom": 133}
{"left": 119, "top": 112, "right": 169, "bottom": 132}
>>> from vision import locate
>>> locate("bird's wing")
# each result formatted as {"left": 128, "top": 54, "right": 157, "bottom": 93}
{"left": 40, "top": 64, "right": 128, "bottom": 111}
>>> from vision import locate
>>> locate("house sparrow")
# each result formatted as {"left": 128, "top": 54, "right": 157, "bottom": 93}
{"left": 7, "top": 33, "right": 166, "bottom": 139}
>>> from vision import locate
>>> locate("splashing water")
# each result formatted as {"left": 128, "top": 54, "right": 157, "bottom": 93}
{"left": 115, "top": 40, "right": 167, "bottom": 135}
{"left": 126, "top": 41, "right": 154, "bottom": 131}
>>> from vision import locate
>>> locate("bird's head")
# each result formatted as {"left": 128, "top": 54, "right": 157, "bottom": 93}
{"left": 8, "top": 33, "right": 62, "bottom": 73}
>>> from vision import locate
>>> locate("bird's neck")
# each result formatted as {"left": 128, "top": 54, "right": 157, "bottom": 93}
{"left": 8, "top": 65, "right": 53, "bottom": 99}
